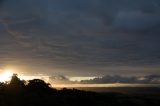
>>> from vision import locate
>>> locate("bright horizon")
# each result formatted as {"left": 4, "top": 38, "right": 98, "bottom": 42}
{"left": 0, "top": 0, "right": 160, "bottom": 88}
{"left": 0, "top": 69, "right": 160, "bottom": 88}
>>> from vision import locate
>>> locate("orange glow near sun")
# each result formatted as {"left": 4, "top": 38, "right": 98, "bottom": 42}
{"left": 0, "top": 68, "right": 50, "bottom": 83}
{"left": 0, "top": 69, "right": 14, "bottom": 82}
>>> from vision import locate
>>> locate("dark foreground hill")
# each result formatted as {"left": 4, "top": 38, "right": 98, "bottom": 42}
{"left": 0, "top": 74, "right": 160, "bottom": 106}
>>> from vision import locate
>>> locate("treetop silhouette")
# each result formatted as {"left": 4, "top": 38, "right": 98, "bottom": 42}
{"left": 0, "top": 74, "right": 159, "bottom": 106}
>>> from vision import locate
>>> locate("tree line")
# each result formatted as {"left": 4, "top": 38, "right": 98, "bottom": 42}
{"left": 0, "top": 74, "right": 159, "bottom": 106}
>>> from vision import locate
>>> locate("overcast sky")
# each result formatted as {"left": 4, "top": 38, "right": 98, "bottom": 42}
{"left": 0, "top": 0, "right": 160, "bottom": 78}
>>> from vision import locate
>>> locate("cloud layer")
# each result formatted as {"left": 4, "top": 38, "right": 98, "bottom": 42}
{"left": 80, "top": 75, "right": 160, "bottom": 84}
{"left": 0, "top": 0, "right": 160, "bottom": 76}
{"left": 48, "top": 74, "right": 160, "bottom": 84}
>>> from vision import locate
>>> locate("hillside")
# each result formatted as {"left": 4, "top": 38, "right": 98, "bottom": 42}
{"left": 0, "top": 74, "right": 159, "bottom": 106}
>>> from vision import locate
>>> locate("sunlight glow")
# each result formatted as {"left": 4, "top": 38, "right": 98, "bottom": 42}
{"left": 54, "top": 84, "right": 160, "bottom": 88}
{"left": 69, "top": 77, "right": 96, "bottom": 82}
{"left": 0, "top": 68, "right": 50, "bottom": 82}
{"left": 0, "top": 70, "right": 13, "bottom": 82}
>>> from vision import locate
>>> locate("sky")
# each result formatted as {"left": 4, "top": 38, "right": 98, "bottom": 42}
{"left": 0, "top": 0, "right": 160, "bottom": 84}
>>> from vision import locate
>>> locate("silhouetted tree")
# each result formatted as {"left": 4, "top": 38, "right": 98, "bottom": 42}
{"left": 27, "top": 79, "right": 50, "bottom": 92}
{"left": 9, "top": 74, "right": 25, "bottom": 88}
{"left": 0, "top": 74, "right": 159, "bottom": 106}
{"left": 0, "top": 82, "right": 7, "bottom": 92}
{"left": 7, "top": 74, "right": 26, "bottom": 97}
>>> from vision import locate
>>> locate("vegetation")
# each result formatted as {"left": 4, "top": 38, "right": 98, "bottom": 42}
{"left": 0, "top": 74, "right": 159, "bottom": 106}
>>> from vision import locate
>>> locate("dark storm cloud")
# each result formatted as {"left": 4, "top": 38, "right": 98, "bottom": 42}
{"left": 80, "top": 75, "right": 160, "bottom": 84}
{"left": 0, "top": 0, "right": 160, "bottom": 76}
{"left": 48, "top": 74, "right": 160, "bottom": 84}
{"left": 0, "top": 0, "right": 4, "bottom": 4}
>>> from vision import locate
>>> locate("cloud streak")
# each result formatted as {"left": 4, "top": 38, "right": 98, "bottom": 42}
{"left": 48, "top": 74, "right": 160, "bottom": 84}
{"left": 80, "top": 75, "right": 160, "bottom": 84}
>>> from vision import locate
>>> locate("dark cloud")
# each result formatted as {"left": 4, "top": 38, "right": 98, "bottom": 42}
{"left": 0, "top": 0, "right": 4, "bottom": 4}
{"left": 80, "top": 75, "right": 160, "bottom": 84}
{"left": 0, "top": 0, "right": 160, "bottom": 76}
{"left": 48, "top": 74, "right": 160, "bottom": 84}
{"left": 49, "top": 75, "right": 73, "bottom": 84}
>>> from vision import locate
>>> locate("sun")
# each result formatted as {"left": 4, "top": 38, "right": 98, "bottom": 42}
{"left": 0, "top": 69, "right": 14, "bottom": 82}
